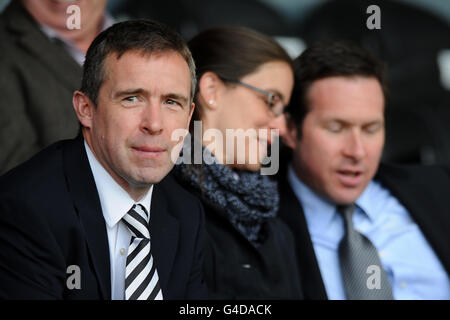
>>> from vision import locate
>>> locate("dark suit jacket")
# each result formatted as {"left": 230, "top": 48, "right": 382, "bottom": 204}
{"left": 0, "top": 136, "right": 207, "bottom": 300}
{"left": 0, "top": 1, "right": 82, "bottom": 174}
{"left": 278, "top": 162, "right": 450, "bottom": 300}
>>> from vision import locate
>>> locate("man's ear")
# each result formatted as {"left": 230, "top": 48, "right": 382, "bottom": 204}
{"left": 198, "top": 72, "right": 221, "bottom": 111}
{"left": 283, "top": 118, "right": 300, "bottom": 150}
{"left": 73, "top": 91, "right": 94, "bottom": 129}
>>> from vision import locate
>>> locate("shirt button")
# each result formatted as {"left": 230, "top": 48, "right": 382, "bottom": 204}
{"left": 120, "top": 248, "right": 126, "bottom": 255}
{"left": 400, "top": 282, "right": 407, "bottom": 288}
{"left": 378, "top": 251, "right": 385, "bottom": 258}
{"left": 242, "top": 264, "right": 251, "bottom": 269}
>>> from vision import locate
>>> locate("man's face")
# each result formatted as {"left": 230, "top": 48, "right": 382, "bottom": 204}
{"left": 287, "top": 76, "right": 385, "bottom": 204}
{"left": 21, "top": 0, "right": 107, "bottom": 32}
{"left": 82, "top": 50, "right": 193, "bottom": 192}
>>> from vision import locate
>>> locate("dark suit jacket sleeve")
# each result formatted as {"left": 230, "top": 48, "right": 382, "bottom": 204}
{"left": 0, "top": 194, "right": 66, "bottom": 299}
{"left": 0, "top": 55, "right": 40, "bottom": 174}
{"left": 185, "top": 198, "right": 208, "bottom": 299}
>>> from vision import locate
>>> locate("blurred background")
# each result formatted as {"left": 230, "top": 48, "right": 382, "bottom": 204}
{"left": 2, "top": 0, "right": 450, "bottom": 166}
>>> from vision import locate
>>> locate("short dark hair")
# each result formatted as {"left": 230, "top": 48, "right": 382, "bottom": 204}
{"left": 188, "top": 26, "right": 293, "bottom": 121}
{"left": 286, "top": 40, "right": 387, "bottom": 134}
{"left": 80, "top": 19, "right": 196, "bottom": 106}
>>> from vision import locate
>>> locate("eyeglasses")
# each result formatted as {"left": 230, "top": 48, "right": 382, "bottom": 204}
{"left": 223, "top": 79, "right": 285, "bottom": 117}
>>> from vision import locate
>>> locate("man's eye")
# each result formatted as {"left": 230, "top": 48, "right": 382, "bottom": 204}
{"left": 122, "top": 96, "right": 140, "bottom": 106}
{"left": 365, "top": 123, "right": 383, "bottom": 134}
{"left": 166, "top": 99, "right": 182, "bottom": 107}
{"left": 327, "top": 122, "right": 343, "bottom": 132}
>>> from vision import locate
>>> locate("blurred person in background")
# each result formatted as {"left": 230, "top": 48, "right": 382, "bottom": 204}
{"left": 173, "top": 26, "right": 303, "bottom": 299}
{"left": 280, "top": 41, "right": 450, "bottom": 300}
{"left": 0, "top": 0, "right": 111, "bottom": 174}
{"left": 298, "top": 0, "right": 450, "bottom": 166}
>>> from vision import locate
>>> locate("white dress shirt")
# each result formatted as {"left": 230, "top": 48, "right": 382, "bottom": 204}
{"left": 84, "top": 141, "right": 154, "bottom": 300}
{"left": 39, "top": 14, "right": 114, "bottom": 66}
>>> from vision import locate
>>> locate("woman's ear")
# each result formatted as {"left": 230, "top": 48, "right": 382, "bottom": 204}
{"left": 73, "top": 91, "right": 95, "bottom": 129}
{"left": 198, "top": 72, "right": 222, "bottom": 110}
{"left": 283, "top": 117, "right": 300, "bottom": 150}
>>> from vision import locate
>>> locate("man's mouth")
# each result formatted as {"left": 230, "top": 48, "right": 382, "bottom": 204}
{"left": 133, "top": 146, "right": 165, "bottom": 152}
{"left": 336, "top": 169, "right": 364, "bottom": 187}
{"left": 338, "top": 171, "right": 360, "bottom": 176}
{"left": 131, "top": 146, "right": 166, "bottom": 159}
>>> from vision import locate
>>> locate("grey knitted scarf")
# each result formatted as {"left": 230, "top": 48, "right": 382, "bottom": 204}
{"left": 173, "top": 149, "right": 279, "bottom": 247}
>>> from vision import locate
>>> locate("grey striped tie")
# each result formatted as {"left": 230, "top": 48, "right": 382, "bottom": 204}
{"left": 122, "top": 204, "right": 163, "bottom": 300}
{"left": 337, "top": 204, "right": 393, "bottom": 300}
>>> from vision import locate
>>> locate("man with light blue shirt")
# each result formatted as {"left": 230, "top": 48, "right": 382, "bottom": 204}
{"left": 280, "top": 41, "right": 450, "bottom": 300}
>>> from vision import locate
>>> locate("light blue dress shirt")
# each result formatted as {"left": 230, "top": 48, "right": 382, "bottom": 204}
{"left": 288, "top": 165, "right": 450, "bottom": 300}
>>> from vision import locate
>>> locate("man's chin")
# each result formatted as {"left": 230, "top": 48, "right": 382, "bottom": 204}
{"left": 129, "top": 166, "right": 174, "bottom": 186}
{"left": 330, "top": 188, "right": 364, "bottom": 205}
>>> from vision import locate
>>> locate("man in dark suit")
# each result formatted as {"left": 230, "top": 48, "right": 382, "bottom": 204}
{"left": 0, "top": 0, "right": 110, "bottom": 174}
{"left": 0, "top": 20, "right": 207, "bottom": 300}
{"left": 280, "top": 41, "right": 450, "bottom": 300}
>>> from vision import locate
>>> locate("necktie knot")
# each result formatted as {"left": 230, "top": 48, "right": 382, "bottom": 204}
{"left": 123, "top": 204, "right": 150, "bottom": 239}
{"left": 337, "top": 203, "right": 356, "bottom": 230}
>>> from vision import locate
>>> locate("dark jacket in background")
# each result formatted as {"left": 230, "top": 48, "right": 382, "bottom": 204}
{"left": 278, "top": 162, "right": 450, "bottom": 299}
{"left": 0, "top": 1, "right": 81, "bottom": 174}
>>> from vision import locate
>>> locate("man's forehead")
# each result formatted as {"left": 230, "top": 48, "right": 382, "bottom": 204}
{"left": 99, "top": 51, "right": 190, "bottom": 101}
{"left": 102, "top": 49, "right": 189, "bottom": 82}
{"left": 101, "top": 50, "right": 175, "bottom": 76}
{"left": 309, "top": 75, "right": 382, "bottom": 94}
{"left": 313, "top": 107, "right": 385, "bottom": 122}
{"left": 307, "top": 77, "right": 384, "bottom": 110}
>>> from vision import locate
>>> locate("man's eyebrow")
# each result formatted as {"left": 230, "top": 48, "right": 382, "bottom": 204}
{"left": 113, "top": 88, "right": 148, "bottom": 98}
{"left": 326, "top": 118, "right": 384, "bottom": 126}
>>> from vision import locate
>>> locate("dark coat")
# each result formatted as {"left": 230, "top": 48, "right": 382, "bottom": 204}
{"left": 176, "top": 178, "right": 304, "bottom": 300}
{"left": 278, "top": 162, "right": 450, "bottom": 300}
{"left": 0, "top": 1, "right": 82, "bottom": 174}
{"left": 0, "top": 136, "right": 207, "bottom": 299}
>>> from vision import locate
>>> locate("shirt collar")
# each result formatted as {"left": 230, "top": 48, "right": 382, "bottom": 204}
{"left": 287, "top": 164, "right": 337, "bottom": 231}
{"left": 84, "top": 141, "right": 153, "bottom": 228}
{"left": 287, "top": 164, "right": 382, "bottom": 226}
{"left": 38, "top": 13, "right": 114, "bottom": 65}
{"left": 355, "top": 179, "right": 385, "bottom": 222}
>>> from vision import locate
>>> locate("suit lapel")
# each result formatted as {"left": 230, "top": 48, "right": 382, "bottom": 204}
{"left": 62, "top": 136, "right": 111, "bottom": 299}
{"left": 3, "top": 1, "right": 82, "bottom": 91}
{"left": 149, "top": 182, "right": 180, "bottom": 295}
{"left": 278, "top": 172, "right": 328, "bottom": 300}
{"left": 376, "top": 164, "right": 450, "bottom": 276}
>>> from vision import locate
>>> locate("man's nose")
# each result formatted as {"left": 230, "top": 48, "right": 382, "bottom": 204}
{"left": 342, "top": 129, "right": 366, "bottom": 160}
{"left": 141, "top": 101, "right": 163, "bottom": 134}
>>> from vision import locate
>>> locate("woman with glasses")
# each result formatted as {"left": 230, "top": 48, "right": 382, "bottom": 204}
{"left": 173, "top": 27, "right": 303, "bottom": 299}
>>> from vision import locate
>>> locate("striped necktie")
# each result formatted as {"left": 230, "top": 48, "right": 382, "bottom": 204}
{"left": 337, "top": 204, "right": 393, "bottom": 300}
{"left": 122, "top": 204, "right": 163, "bottom": 300}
